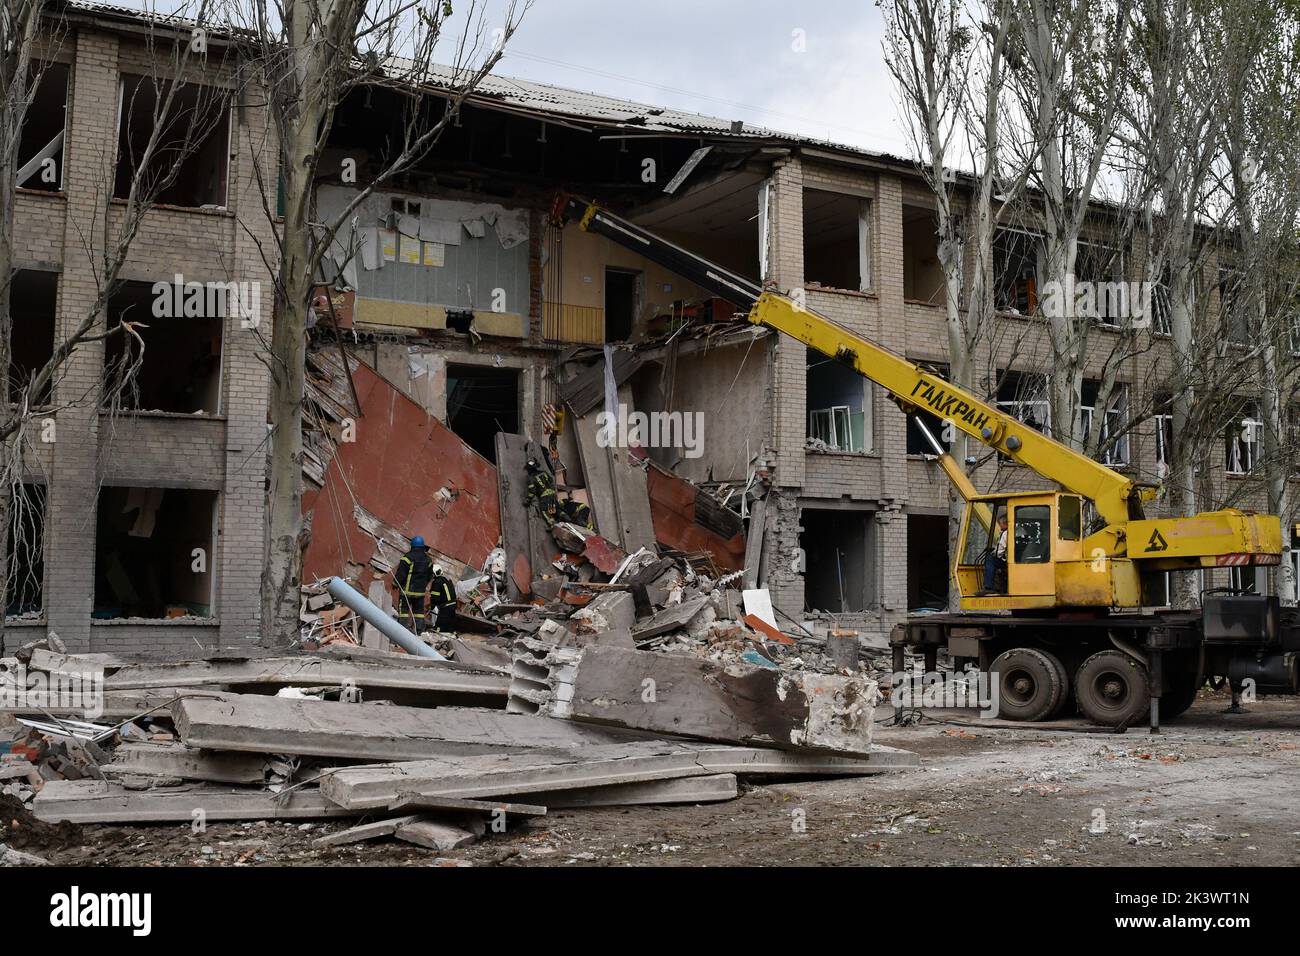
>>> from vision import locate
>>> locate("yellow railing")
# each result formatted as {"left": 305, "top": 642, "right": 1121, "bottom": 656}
{"left": 543, "top": 302, "right": 604, "bottom": 344}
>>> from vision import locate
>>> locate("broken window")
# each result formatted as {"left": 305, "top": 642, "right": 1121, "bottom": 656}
{"left": 1218, "top": 266, "right": 1250, "bottom": 345}
{"left": 1075, "top": 241, "right": 1125, "bottom": 325}
{"left": 908, "top": 513, "right": 949, "bottom": 611}
{"left": 906, "top": 361, "right": 951, "bottom": 455}
{"left": 6, "top": 484, "right": 46, "bottom": 618}
{"left": 803, "top": 189, "right": 871, "bottom": 291}
{"left": 1224, "top": 399, "right": 1261, "bottom": 476}
{"left": 1080, "top": 381, "right": 1129, "bottom": 466}
{"left": 114, "top": 75, "right": 230, "bottom": 208}
{"left": 902, "top": 206, "right": 945, "bottom": 305}
{"left": 1150, "top": 267, "right": 1180, "bottom": 336}
{"left": 604, "top": 268, "right": 640, "bottom": 342}
{"left": 1153, "top": 394, "right": 1174, "bottom": 476}
{"left": 93, "top": 487, "right": 217, "bottom": 620}
{"left": 801, "top": 507, "right": 874, "bottom": 613}
{"left": 446, "top": 363, "right": 520, "bottom": 463}
{"left": 16, "top": 63, "right": 68, "bottom": 192}
{"left": 103, "top": 281, "right": 223, "bottom": 414}
{"left": 8, "top": 270, "right": 57, "bottom": 405}
{"left": 996, "top": 370, "right": 1050, "bottom": 434}
{"left": 993, "top": 229, "right": 1043, "bottom": 315}
{"left": 806, "top": 348, "right": 869, "bottom": 452}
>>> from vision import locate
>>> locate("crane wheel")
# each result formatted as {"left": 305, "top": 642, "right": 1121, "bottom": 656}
{"left": 990, "top": 647, "right": 1064, "bottom": 722}
{"left": 1037, "top": 649, "right": 1072, "bottom": 718}
{"left": 1074, "top": 650, "right": 1151, "bottom": 727}
{"left": 1158, "top": 650, "right": 1204, "bottom": 720}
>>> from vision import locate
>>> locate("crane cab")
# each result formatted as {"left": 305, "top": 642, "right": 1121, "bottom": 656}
{"left": 954, "top": 491, "right": 1139, "bottom": 611}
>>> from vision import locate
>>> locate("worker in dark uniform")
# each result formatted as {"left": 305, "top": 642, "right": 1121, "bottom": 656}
{"left": 525, "top": 457, "right": 558, "bottom": 527}
{"left": 393, "top": 535, "right": 434, "bottom": 631}
{"left": 428, "top": 563, "right": 457, "bottom": 632}
{"left": 559, "top": 495, "right": 594, "bottom": 530}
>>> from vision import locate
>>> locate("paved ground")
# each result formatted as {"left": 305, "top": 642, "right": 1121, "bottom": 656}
{"left": 15, "top": 691, "right": 1300, "bottom": 867}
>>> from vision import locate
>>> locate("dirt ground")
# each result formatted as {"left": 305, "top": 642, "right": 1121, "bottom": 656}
{"left": 12, "top": 691, "right": 1300, "bottom": 867}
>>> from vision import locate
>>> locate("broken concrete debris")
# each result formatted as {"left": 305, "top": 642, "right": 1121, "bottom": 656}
{"left": 561, "top": 645, "right": 878, "bottom": 757}
{"left": 3, "top": 385, "right": 910, "bottom": 861}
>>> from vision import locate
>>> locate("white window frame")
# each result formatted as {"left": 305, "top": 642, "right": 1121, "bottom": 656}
{"left": 1154, "top": 412, "right": 1174, "bottom": 475}
{"left": 1226, "top": 411, "right": 1261, "bottom": 476}
{"left": 997, "top": 399, "right": 1051, "bottom": 433}
{"left": 1080, "top": 400, "right": 1130, "bottom": 466}
{"left": 808, "top": 405, "right": 859, "bottom": 453}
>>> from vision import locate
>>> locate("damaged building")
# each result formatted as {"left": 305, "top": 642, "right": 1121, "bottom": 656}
{"left": 7, "top": 5, "right": 1294, "bottom": 657}
{"left": 284, "top": 72, "right": 1013, "bottom": 645}
{"left": 5, "top": 3, "right": 273, "bottom": 654}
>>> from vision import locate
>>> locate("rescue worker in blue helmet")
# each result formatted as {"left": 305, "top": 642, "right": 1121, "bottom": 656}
{"left": 393, "top": 535, "right": 434, "bottom": 631}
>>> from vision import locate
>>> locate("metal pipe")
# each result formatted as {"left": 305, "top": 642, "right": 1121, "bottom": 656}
{"left": 325, "top": 577, "right": 445, "bottom": 660}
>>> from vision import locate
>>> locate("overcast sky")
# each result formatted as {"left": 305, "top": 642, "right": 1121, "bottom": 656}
{"left": 467, "top": 0, "right": 908, "bottom": 154}
{"left": 124, "top": 0, "right": 910, "bottom": 155}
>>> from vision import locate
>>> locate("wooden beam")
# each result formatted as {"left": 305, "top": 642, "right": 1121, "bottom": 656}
{"left": 320, "top": 743, "right": 717, "bottom": 810}
{"left": 524, "top": 772, "right": 738, "bottom": 807}
{"left": 33, "top": 780, "right": 364, "bottom": 824}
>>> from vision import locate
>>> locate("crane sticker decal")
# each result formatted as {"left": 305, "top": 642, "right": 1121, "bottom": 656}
{"left": 1146, "top": 529, "right": 1169, "bottom": 552}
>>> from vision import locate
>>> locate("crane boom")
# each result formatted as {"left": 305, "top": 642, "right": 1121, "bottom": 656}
{"left": 562, "top": 196, "right": 1144, "bottom": 527}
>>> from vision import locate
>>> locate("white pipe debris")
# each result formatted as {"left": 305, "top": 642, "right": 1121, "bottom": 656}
{"left": 325, "top": 577, "right": 445, "bottom": 660}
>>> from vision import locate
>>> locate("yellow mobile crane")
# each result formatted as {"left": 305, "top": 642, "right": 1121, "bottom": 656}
{"left": 558, "top": 196, "right": 1297, "bottom": 730}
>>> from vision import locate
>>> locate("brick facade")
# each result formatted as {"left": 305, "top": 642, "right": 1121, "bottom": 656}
{"left": 7, "top": 25, "right": 274, "bottom": 653}
{"left": 758, "top": 150, "right": 1297, "bottom": 644}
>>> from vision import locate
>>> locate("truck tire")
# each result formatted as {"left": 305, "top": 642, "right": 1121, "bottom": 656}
{"left": 1037, "top": 648, "right": 1072, "bottom": 718}
{"left": 1158, "top": 652, "right": 1203, "bottom": 720}
{"left": 990, "top": 648, "right": 1064, "bottom": 722}
{"left": 1075, "top": 650, "right": 1150, "bottom": 727}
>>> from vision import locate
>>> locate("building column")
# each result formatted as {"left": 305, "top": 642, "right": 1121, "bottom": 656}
{"left": 44, "top": 30, "right": 120, "bottom": 651}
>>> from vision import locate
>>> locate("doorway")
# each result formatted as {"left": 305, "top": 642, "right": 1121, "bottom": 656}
{"left": 604, "top": 268, "right": 640, "bottom": 342}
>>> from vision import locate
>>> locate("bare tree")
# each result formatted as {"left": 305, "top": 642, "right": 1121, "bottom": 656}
{"left": 1217, "top": 0, "right": 1300, "bottom": 601}
{"left": 229, "top": 0, "right": 528, "bottom": 644}
{"left": 0, "top": 0, "right": 234, "bottom": 646}
{"left": 882, "top": 0, "right": 1017, "bottom": 606}
{"left": 1002, "top": 0, "right": 1137, "bottom": 452}
{"left": 1115, "top": 0, "right": 1232, "bottom": 605}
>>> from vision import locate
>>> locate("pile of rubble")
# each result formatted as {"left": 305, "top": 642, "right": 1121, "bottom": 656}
{"left": 3, "top": 566, "right": 913, "bottom": 859}
{"left": 1, "top": 348, "right": 917, "bottom": 862}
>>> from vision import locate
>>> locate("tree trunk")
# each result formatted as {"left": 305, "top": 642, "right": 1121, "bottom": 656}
{"left": 260, "top": 108, "right": 317, "bottom": 646}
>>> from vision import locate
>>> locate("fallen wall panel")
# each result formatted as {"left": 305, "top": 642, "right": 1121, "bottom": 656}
{"left": 565, "top": 646, "right": 879, "bottom": 757}
{"left": 173, "top": 693, "right": 665, "bottom": 762}
{"left": 302, "top": 352, "right": 500, "bottom": 588}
